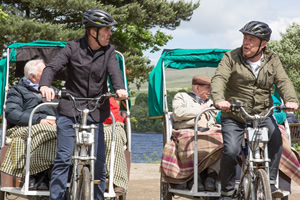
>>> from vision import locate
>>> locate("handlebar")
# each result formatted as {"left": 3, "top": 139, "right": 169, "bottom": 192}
{"left": 58, "top": 87, "right": 118, "bottom": 113}
{"left": 230, "top": 101, "right": 292, "bottom": 120}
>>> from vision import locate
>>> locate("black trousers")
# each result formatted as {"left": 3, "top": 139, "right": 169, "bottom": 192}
{"left": 220, "top": 116, "right": 283, "bottom": 195}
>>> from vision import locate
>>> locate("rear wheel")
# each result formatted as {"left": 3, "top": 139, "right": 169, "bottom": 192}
{"left": 0, "top": 191, "right": 4, "bottom": 200}
{"left": 119, "top": 194, "right": 127, "bottom": 200}
{"left": 79, "top": 166, "right": 91, "bottom": 200}
{"left": 160, "top": 179, "right": 172, "bottom": 200}
{"left": 254, "top": 169, "right": 271, "bottom": 200}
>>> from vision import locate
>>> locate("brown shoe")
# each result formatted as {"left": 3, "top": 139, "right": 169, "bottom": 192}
{"left": 114, "top": 187, "right": 125, "bottom": 194}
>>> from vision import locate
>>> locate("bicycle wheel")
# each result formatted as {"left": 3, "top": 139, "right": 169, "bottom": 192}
{"left": 160, "top": 180, "right": 172, "bottom": 200}
{"left": 79, "top": 166, "right": 91, "bottom": 200}
{"left": 0, "top": 191, "right": 4, "bottom": 200}
{"left": 254, "top": 169, "right": 271, "bottom": 200}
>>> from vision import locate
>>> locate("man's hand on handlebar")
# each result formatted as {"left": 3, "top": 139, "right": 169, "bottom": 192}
{"left": 40, "top": 86, "right": 55, "bottom": 102}
{"left": 215, "top": 100, "right": 231, "bottom": 112}
{"left": 284, "top": 102, "right": 298, "bottom": 112}
{"left": 115, "top": 89, "right": 128, "bottom": 101}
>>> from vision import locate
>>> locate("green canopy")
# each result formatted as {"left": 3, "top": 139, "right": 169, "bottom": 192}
{"left": 0, "top": 40, "right": 130, "bottom": 116}
{"left": 148, "top": 48, "right": 230, "bottom": 119}
{"left": 0, "top": 40, "right": 67, "bottom": 116}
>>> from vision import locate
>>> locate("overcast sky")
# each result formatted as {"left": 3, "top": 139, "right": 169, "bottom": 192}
{"left": 143, "top": 0, "right": 300, "bottom": 65}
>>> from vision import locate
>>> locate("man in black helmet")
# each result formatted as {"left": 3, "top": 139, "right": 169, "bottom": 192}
{"left": 211, "top": 21, "right": 298, "bottom": 199}
{"left": 39, "top": 9, "right": 128, "bottom": 200}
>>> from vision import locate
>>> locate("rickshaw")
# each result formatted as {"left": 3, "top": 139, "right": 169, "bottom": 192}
{"left": 148, "top": 48, "right": 299, "bottom": 199}
{"left": 0, "top": 40, "right": 131, "bottom": 200}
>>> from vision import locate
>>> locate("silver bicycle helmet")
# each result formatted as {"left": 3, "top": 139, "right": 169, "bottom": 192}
{"left": 82, "top": 9, "right": 118, "bottom": 29}
{"left": 239, "top": 21, "right": 272, "bottom": 41}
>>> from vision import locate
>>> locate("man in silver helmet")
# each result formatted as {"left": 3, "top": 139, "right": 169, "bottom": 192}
{"left": 39, "top": 9, "right": 128, "bottom": 200}
{"left": 211, "top": 21, "right": 298, "bottom": 199}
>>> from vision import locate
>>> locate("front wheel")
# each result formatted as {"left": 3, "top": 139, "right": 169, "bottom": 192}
{"left": 79, "top": 166, "right": 91, "bottom": 200}
{"left": 254, "top": 169, "right": 271, "bottom": 200}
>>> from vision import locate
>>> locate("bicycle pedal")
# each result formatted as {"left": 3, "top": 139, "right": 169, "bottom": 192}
{"left": 94, "top": 180, "right": 100, "bottom": 184}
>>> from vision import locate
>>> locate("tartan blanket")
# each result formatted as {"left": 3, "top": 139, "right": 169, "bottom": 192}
{"left": 279, "top": 125, "right": 300, "bottom": 185}
{"left": 0, "top": 124, "right": 57, "bottom": 177}
{"left": 161, "top": 126, "right": 223, "bottom": 184}
{"left": 161, "top": 125, "right": 300, "bottom": 185}
{"left": 104, "top": 122, "right": 128, "bottom": 191}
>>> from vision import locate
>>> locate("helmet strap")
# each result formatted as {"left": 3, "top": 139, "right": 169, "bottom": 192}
{"left": 247, "top": 40, "right": 262, "bottom": 59}
{"left": 91, "top": 28, "right": 103, "bottom": 48}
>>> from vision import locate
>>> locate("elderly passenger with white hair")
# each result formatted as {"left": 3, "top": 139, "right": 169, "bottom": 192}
{"left": 0, "top": 59, "right": 58, "bottom": 190}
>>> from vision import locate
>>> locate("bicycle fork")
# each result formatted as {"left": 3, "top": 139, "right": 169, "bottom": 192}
{"left": 72, "top": 109, "right": 97, "bottom": 200}
{"left": 246, "top": 127, "right": 271, "bottom": 200}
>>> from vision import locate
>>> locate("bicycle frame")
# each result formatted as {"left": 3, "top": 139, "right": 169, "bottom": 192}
{"left": 63, "top": 91, "right": 118, "bottom": 200}
{"left": 70, "top": 108, "right": 97, "bottom": 200}
{"left": 245, "top": 119, "right": 270, "bottom": 200}
{"left": 234, "top": 104, "right": 287, "bottom": 200}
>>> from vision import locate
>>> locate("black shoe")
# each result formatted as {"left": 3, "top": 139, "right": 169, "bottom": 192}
{"left": 219, "top": 195, "right": 232, "bottom": 200}
{"left": 187, "top": 174, "right": 204, "bottom": 191}
{"left": 204, "top": 177, "right": 216, "bottom": 191}
{"left": 35, "top": 171, "right": 49, "bottom": 190}
{"left": 170, "top": 182, "right": 186, "bottom": 189}
{"left": 37, "top": 180, "right": 49, "bottom": 190}
{"left": 271, "top": 185, "right": 284, "bottom": 198}
{"left": 29, "top": 176, "right": 36, "bottom": 190}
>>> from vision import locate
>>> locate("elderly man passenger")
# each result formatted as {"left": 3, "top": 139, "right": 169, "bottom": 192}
{"left": 171, "top": 74, "right": 220, "bottom": 191}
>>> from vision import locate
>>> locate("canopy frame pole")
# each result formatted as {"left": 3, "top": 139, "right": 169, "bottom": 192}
{"left": 1, "top": 48, "right": 10, "bottom": 148}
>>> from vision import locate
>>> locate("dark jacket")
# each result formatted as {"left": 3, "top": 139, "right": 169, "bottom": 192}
{"left": 39, "top": 36, "right": 125, "bottom": 122}
{"left": 5, "top": 79, "right": 57, "bottom": 126}
{"left": 211, "top": 47, "right": 298, "bottom": 122}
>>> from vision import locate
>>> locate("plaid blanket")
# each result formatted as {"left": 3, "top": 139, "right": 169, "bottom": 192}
{"left": 104, "top": 122, "right": 128, "bottom": 191}
{"left": 279, "top": 125, "right": 300, "bottom": 185}
{"left": 0, "top": 122, "right": 129, "bottom": 191}
{"left": 0, "top": 124, "right": 57, "bottom": 177}
{"left": 161, "top": 125, "right": 300, "bottom": 185}
{"left": 161, "top": 126, "right": 223, "bottom": 184}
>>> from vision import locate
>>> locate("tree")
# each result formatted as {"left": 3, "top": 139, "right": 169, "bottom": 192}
{"left": 0, "top": 6, "right": 8, "bottom": 20}
{"left": 0, "top": 0, "right": 200, "bottom": 89}
{"left": 131, "top": 93, "right": 162, "bottom": 132}
{"left": 268, "top": 23, "right": 300, "bottom": 96}
{"left": 268, "top": 22, "right": 300, "bottom": 120}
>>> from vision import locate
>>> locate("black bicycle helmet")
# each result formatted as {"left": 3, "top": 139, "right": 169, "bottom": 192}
{"left": 239, "top": 21, "right": 272, "bottom": 41}
{"left": 82, "top": 9, "right": 118, "bottom": 29}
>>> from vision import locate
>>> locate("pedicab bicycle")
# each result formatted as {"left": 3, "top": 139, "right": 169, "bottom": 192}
{"left": 0, "top": 41, "right": 131, "bottom": 200}
{"left": 212, "top": 21, "right": 299, "bottom": 200}
{"left": 220, "top": 102, "right": 293, "bottom": 200}
{"left": 148, "top": 48, "right": 300, "bottom": 200}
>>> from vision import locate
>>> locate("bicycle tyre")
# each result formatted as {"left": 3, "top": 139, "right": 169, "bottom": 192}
{"left": 254, "top": 169, "right": 271, "bottom": 200}
{"left": 119, "top": 194, "right": 127, "bottom": 200}
{"left": 160, "top": 179, "right": 172, "bottom": 200}
{"left": 0, "top": 191, "right": 4, "bottom": 200}
{"left": 79, "top": 166, "right": 91, "bottom": 200}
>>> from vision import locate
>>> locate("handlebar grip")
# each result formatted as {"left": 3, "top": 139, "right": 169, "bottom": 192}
{"left": 274, "top": 105, "right": 293, "bottom": 111}
{"left": 60, "top": 87, "right": 69, "bottom": 98}
{"left": 109, "top": 93, "right": 118, "bottom": 98}
{"left": 230, "top": 101, "right": 246, "bottom": 112}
